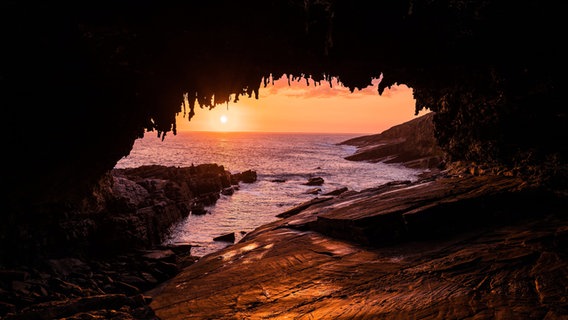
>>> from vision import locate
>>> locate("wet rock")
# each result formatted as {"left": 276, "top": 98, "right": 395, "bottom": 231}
{"left": 221, "top": 187, "right": 235, "bottom": 195}
{"left": 305, "top": 177, "right": 324, "bottom": 186}
{"left": 163, "top": 244, "right": 192, "bottom": 256}
{"left": 231, "top": 170, "right": 257, "bottom": 184}
{"left": 213, "top": 232, "right": 236, "bottom": 243}
{"left": 190, "top": 202, "right": 209, "bottom": 215}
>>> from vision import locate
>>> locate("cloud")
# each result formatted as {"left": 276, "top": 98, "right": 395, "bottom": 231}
{"left": 260, "top": 75, "right": 384, "bottom": 99}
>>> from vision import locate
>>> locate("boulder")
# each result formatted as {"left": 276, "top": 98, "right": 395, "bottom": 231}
{"left": 231, "top": 170, "right": 258, "bottom": 184}
{"left": 213, "top": 232, "right": 236, "bottom": 243}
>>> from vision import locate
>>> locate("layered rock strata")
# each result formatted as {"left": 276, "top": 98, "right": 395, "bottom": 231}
{"left": 150, "top": 172, "right": 567, "bottom": 319}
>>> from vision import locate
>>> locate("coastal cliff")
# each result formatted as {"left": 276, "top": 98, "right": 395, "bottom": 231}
{"left": 339, "top": 112, "right": 445, "bottom": 169}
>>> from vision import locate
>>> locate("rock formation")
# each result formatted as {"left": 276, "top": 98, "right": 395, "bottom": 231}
{"left": 340, "top": 112, "right": 445, "bottom": 169}
{"left": 0, "top": 1, "right": 566, "bottom": 319}
{"left": 0, "top": 164, "right": 256, "bottom": 263}
{"left": 0, "top": 164, "right": 258, "bottom": 319}
{"left": 150, "top": 172, "right": 567, "bottom": 319}
{"left": 2, "top": 1, "right": 564, "bottom": 214}
{"left": 147, "top": 109, "right": 566, "bottom": 319}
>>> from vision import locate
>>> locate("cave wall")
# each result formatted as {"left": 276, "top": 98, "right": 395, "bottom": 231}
{"left": 1, "top": 1, "right": 564, "bottom": 212}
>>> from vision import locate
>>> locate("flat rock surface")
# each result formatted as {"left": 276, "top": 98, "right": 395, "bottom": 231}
{"left": 150, "top": 173, "right": 567, "bottom": 319}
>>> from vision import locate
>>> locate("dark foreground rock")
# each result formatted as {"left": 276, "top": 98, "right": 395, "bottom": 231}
{"left": 2, "top": 164, "right": 257, "bottom": 262}
{"left": 0, "top": 164, "right": 257, "bottom": 319}
{"left": 0, "top": 244, "right": 198, "bottom": 320}
{"left": 339, "top": 112, "right": 445, "bottom": 169}
{"left": 150, "top": 171, "right": 567, "bottom": 319}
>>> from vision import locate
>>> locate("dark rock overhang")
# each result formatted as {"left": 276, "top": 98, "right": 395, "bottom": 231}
{"left": 1, "top": 0, "right": 565, "bottom": 209}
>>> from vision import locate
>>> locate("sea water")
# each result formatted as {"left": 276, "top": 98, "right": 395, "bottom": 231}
{"left": 115, "top": 131, "right": 423, "bottom": 256}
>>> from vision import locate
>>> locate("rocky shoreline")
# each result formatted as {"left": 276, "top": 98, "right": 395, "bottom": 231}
{"left": 3, "top": 166, "right": 564, "bottom": 319}
{"left": 149, "top": 170, "right": 567, "bottom": 319}
{"left": 0, "top": 164, "right": 257, "bottom": 319}
{"left": 147, "top": 114, "right": 566, "bottom": 318}
{"left": 2, "top": 114, "right": 566, "bottom": 319}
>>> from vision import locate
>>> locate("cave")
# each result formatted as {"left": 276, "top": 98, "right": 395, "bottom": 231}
{"left": 3, "top": 1, "right": 564, "bottom": 207}
{"left": 1, "top": 1, "right": 566, "bottom": 318}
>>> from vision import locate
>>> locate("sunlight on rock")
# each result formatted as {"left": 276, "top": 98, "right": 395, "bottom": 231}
{"left": 221, "top": 242, "right": 259, "bottom": 262}
{"left": 317, "top": 240, "right": 357, "bottom": 256}
{"left": 240, "top": 243, "right": 275, "bottom": 264}
{"left": 241, "top": 243, "right": 259, "bottom": 252}
{"left": 381, "top": 181, "right": 433, "bottom": 196}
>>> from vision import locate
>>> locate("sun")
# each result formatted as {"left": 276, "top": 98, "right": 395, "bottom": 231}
{"left": 220, "top": 115, "right": 228, "bottom": 124}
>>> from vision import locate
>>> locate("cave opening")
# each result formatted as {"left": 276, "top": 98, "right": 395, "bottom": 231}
{"left": 1, "top": 1, "right": 566, "bottom": 318}
{"left": 115, "top": 74, "right": 435, "bottom": 258}
{"left": 145, "top": 74, "right": 425, "bottom": 136}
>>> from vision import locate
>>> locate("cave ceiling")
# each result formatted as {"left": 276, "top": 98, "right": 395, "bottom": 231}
{"left": 1, "top": 0, "right": 564, "bottom": 207}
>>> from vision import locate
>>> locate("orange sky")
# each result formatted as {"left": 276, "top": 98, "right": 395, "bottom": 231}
{"left": 175, "top": 76, "right": 429, "bottom": 134}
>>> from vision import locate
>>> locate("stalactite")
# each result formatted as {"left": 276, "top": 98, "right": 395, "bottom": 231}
{"left": 187, "top": 92, "right": 197, "bottom": 121}
{"left": 378, "top": 76, "right": 397, "bottom": 96}
{"left": 263, "top": 76, "right": 270, "bottom": 88}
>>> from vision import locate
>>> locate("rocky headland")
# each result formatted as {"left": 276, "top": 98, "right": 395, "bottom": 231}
{"left": 339, "top": 112, "right": 445, "bottom": 169}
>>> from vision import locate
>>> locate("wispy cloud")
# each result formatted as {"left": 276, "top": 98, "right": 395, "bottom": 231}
{"left": 261, "top": 75, "right": 388, "bottom": 99}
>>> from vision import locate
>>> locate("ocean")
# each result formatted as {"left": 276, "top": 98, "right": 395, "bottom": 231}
{"left": 115, "top": 131, "right": 424, "bottom": 257}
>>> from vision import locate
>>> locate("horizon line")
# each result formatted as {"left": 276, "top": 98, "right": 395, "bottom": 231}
{"left": 151, "top": 130, "right": 379, "bottom": 136}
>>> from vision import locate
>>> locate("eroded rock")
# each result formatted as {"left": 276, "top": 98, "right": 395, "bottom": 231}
{"left": 150, "top": 173, "right": 567, "bottom": 319}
